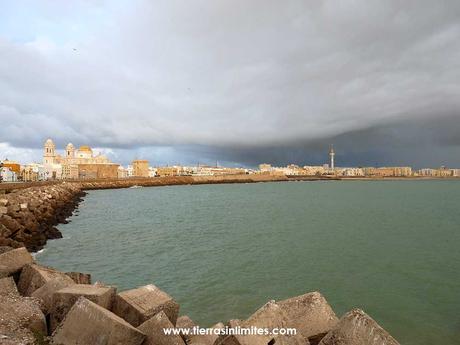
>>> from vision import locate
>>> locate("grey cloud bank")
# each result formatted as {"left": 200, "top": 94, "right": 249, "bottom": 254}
{"left": 1, "top": 0, "right": 460, "bottom": 167}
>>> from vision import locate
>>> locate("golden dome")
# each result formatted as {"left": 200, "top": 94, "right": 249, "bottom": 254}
{"left": 78, "top": 145, "right": 92, "bottom": 152}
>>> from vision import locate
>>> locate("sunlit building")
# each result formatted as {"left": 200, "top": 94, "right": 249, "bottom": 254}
{"left": 42, "top": 139, "right": 119, "bottom": 179}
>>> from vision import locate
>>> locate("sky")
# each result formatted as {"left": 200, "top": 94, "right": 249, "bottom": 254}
{"left": 1, "top": 0, "right": 460, "bottom": 168}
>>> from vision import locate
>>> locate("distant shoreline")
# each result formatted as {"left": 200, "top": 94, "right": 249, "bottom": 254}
{"left": 1, "top": 174, "right": 459, "bottom": 192}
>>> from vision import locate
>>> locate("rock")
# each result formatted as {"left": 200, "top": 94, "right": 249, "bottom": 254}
{"left": 0, "top": 276, "right": 19, "bottom": 296}
{"left": 113, "top": 284, "right": 180, "bottom": 327}
{"left": 0, "top": 206, "right": 7, "bottom": 215}
{"left": 0, "top": 294, "right": 47, "bottom": 343}
{"left": 19, "top": 203, "right": 28, "bottom": 210}
{"left": 221, "top": 301, "right": 308, "bottom": 345}
{"left": 138, "top": 311, "right": 185, "bottom": 345}
{"left": 0, "top": 198, "right": 8, "bottom": 206}
{"left": 176, "top": 315, "right": 198, "bottom": 343}
{"left": 0, "top": 247, "right": 34, "bottom": 276}
{"left": 189, "top": 322, "right": 225, "bottom": 345}
{"left": 50, "top": 283, "right": 116, "bottom": 331}
{"left": 65, "top": 271, "right": 91, "bottom": 284}
{"left": 318, "top": 309, "right": 400, "bottom": 345}
{"left": 52, "top": 297, "right": 145, "bottom": 345}
{"left": 18, "top": 263, "right": 69, "bottom": 296}
{"left": 278, "top": 292, "right": 338, "bottom": 344}
{"left": 31, "top": 274, "right": 76, "bottom": 314}
{"left": 0, "top": 245, "right": 13, "bottom": 254}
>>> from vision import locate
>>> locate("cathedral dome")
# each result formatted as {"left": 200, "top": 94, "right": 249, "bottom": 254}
{"left": 66, "top": 143, "right": 74, "bottom": 149}
{"left": 78, "top": 145, "right": 92, "bottom": 152}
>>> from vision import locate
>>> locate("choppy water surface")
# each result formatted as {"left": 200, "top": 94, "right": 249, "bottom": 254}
{"left": 38, "top": 180, "right": 460, "bottom": 344}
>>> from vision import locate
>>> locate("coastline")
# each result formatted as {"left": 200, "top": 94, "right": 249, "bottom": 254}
{"left": 1, "top": 174, "right": 458, "bottom": 193}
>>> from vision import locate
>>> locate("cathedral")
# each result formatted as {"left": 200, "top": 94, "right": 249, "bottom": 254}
{"left": 43, "top": 139, "right": 118, "bottom": 179}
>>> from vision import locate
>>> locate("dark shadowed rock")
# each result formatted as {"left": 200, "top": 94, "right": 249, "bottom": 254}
{"left": 65, "top": 271, "right": 91, "bottom": 284}
{"left": 318, "top": 309, "right": 400, "bottom": 345}
{"left": 113, "top": 284, "right": 180, "bottom": 327}
{"left": 52, "top": 297, "right": 145, "bottom": 345}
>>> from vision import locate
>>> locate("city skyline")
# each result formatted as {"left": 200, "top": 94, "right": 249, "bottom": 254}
{"left": 2, "top": 135, "right": 460, "bottom": 171}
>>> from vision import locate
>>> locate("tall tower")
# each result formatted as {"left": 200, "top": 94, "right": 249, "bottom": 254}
{"left": 66, "top": 143, "right": 75, "bottom": 158}
{"left": 329, "top": 144, "right": 335, "bottom": 170}
{"left": 43, "top": 139, "right": 56, "bottom": 165}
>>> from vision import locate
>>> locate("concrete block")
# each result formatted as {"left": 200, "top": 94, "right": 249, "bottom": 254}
{"left": 113, "top": 284, "right": 179, "bottom": 327}
{"left": 0, "top": 247, "right": 33, "bottom": 276}
{"left": 50, "top": 283, "right": 116, "bottom": 331}
{"left": 0, "top": 294, "right": 47, "bottom": 341}
{"left": 176, "top": 315, "right": 198, "bottom": 343}
{"left": 18, "top": 263, "right": 69, "bottom": 296}
{"left": 225, "top": 301, "right": 308, "bottom": 345}
{"left": 52, "top": 297, "right": 145, "bottom": 345}
{"left": 138, "top": 311, "right": 185, "bottom": 345}
{"left": 0, "top": 276, "right": 19, "bottom": 296}
{"left": 65, "top": 271, "right": 91, "bottom": 284}
{"left": 278, "top": 292, "right": 338, "bottom": 344}
{"left": 189, "top": 322, "right": 225, "bottom": 345}
{"left": 318, "top": 309, "right": 400, "bottom": 345}
{"left": 31, "top": 275, "right": 75, "bottom": 314}
{"left": 0, "top": 246, "right": 13, "bottom": 254}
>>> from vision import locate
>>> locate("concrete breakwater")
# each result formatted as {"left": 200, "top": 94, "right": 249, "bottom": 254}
{"left": 0, "top": 247, "right": 400, "bottom": 345}
{"left": 0, "top": 183, "right": 85, "bottom": 252}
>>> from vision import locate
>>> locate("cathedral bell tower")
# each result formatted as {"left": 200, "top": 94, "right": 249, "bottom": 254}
{"left": 43, "top": 138, "right": 56, "bottom": 165}
{"left": 66, "top": 143, "right": 75, "bottom": 158}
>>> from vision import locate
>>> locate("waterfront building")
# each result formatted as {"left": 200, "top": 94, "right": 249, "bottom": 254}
{"left": 117, "top": 166, "right": 128, "bottom": 178}
{"left": 303, "top": 166, "right": 327, "bottom": 176}
{"left": 0, "top": 166, "right": 18, "bottom": 182}
{"left": 418, "top": 168, "right": 436, "bottom": 177}
{"left": 148, "top": 167, "right": 157, "bottom": 177}
{"left": 1, "top": 159, "right": 21, "bottom": 175}
{"left": 42, "top": 139, "right": 119, "bottom": 180}
{"left": 259, "top": 164, "right": 272, "bottom": 173}
{"left": 132, "top": 160, "right": 149, "bottom": 177}
{"left": 451, "top": 169, "right": 460, "bottom": 177}
{"left": 157, "top": 166, "right": 180, "bottom": 177}
{"left": 21, "top": 163, "right": 46, "bottom": 182}
{"left": 340, "top": 168, "right": 365, "bottom": 177}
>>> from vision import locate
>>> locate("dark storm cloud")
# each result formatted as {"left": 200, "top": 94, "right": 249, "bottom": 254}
{"left": 1, "top": 0, "right": 460, "bottom": 165}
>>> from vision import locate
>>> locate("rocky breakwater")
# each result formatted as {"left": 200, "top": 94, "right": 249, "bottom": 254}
{"left": 0, "top": 183, "right": 85, "bottom": 252}
{"left": 0, "top": 246, "right": 401, "bottom": 345}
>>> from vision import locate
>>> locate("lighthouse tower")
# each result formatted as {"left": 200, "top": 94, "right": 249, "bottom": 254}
{"left": 329, "top": 144, "right": 335, "bottom": 170}
{"left": 43, "top": 139, "right": 56, "bottom": 165}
